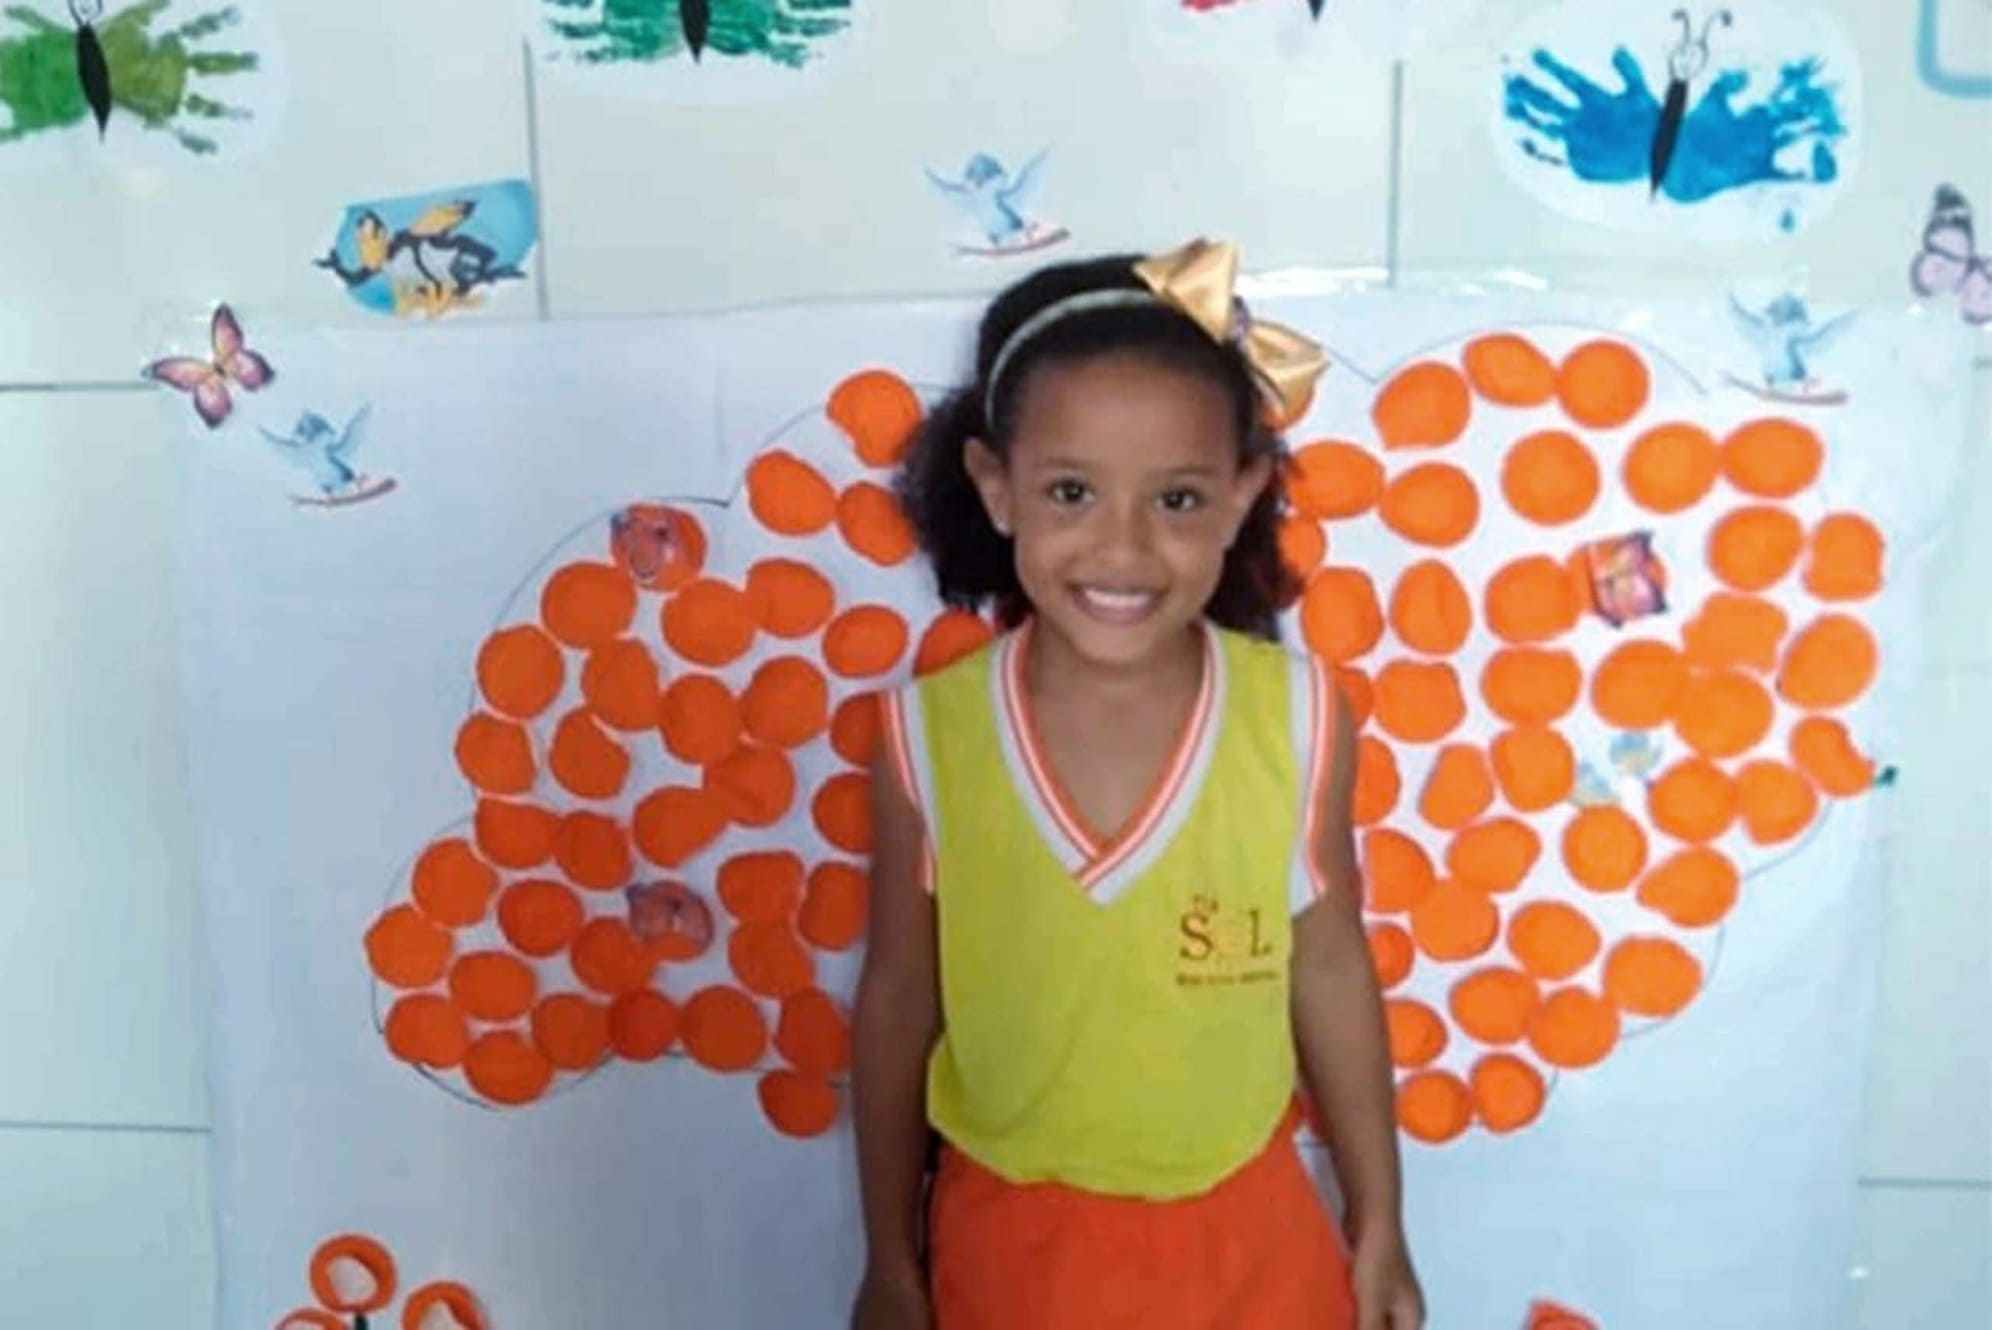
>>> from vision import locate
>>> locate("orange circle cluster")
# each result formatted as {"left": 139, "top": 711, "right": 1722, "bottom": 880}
{"left": 1292, "top": 334, "right": 1885, "bottom": 1144}
{"left": 278, "top": 1233, "right": 490, "bottom": 1330}
{"left": 367, "top": 370, "right": 981, "bottom": 1138}
{"left": 369, "top": 338, "right": 1889, "bottom": 1152}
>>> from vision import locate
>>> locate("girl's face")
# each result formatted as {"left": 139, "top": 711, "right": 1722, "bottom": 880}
{"left": 965, "top": 353, "right": 1271, "bottom": 670}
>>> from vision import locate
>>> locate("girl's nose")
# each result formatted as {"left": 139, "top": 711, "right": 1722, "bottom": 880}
{"left": 1097, "top": 497, "right": 1155, "bottom": 558}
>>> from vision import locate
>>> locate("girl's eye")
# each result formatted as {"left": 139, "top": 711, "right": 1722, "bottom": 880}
{"left": 1159, "top": 488, "right": 1206, "bottom": 513}
{"left": 1047, "top": 479, "right": 1091, "bottom": 505}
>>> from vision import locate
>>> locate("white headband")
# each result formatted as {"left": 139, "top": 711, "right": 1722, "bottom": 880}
{"left": 980, "top": 288, "right": 1167, "bottom": 425}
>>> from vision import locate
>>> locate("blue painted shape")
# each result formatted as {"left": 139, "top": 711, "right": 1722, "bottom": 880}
{"left": 1503, "top": 47, "right": 1848, "bottom": 204}
{"left": 317, "top": 179, "right": 538, "bottom": 317}
{"left": 1918, "top": 0, "right": 1992, "bottom": 99}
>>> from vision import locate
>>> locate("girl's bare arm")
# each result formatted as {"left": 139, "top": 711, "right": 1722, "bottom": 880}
{"left": 1291, "top": 689, "right": 1424, "bottom": 1328}
{"left": 850, "top": 744, "right": 942, "bottom": 1306}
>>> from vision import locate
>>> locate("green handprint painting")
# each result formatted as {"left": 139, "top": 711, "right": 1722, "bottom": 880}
{"left": 0, "top": 0, "right": 256, "bottom": 154}
{"left": 538, "top": 0, "right": 853, "bottom": 70}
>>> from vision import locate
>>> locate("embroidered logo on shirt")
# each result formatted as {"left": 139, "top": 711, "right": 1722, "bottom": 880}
{"left": 1177, "top": 893, "right": 1281, "bottom": 987}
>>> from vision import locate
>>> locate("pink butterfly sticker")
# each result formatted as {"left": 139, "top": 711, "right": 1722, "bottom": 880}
{"left": 142, "top": 304, "right": 275, "bottom": 428}
{"left": 1910, "top": 184, "right": 1992, "bottom": 326}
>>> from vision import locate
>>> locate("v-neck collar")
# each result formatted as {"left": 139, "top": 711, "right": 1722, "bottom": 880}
{"left": 991, "top": 619, "right": 1227, "bottom": 906}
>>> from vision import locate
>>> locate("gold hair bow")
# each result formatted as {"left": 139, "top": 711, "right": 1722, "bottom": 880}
{"left": 1132, "top": 238, "right": 1329, "bottom": 428}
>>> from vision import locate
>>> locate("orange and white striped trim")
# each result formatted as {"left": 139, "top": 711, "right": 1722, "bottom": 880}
{"left": 1286, "top": 654, "right": 1338, "bottom": 914}
{"left": 878, "top": 686, "right": 939, "bottom": 894}
{"left": 992, "top": 621, "right": 1226, "bottom": 905}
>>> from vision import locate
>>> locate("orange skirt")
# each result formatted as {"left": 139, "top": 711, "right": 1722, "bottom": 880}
{"left": 927, "top": 1117, "right": 1356, "bottom": 1330}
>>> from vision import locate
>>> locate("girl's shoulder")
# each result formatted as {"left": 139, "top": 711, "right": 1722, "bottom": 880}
{"left": 905, "top": 621, "right": 1010, "bottom": 694}
{"left": 1208, "top": 620, "right": 1316, "bottom": 679}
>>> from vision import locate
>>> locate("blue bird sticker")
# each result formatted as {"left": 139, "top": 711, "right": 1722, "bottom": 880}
{"left": 925, "top": 150, "right": 1069, "bottom": 258}
{"left": 1724, "top": 291, "right": 1855, "bottom": 405}
{"left": 260, "top": 405, "right": 396, "bottom": 507}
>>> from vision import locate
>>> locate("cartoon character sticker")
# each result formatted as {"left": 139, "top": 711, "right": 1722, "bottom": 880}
{"left": 1726, "top": 292, "right": 1855, "bottom": 404}
{"left": 925, "top": 150, "right": 1069, "bottom": 258}
{"left": 0, "top": 0, "right": 271, "bottom": 161}
{"left": 316, "top": 180, "right": 538, "bottom": 320}
{"left": 260, "top": 405, "right": 396, "bottom": 507}
{"left": 1578, "top": 529, "right": 1667, "bottom": 627}
{"left": 1493, "top": 0, "right": 1860, "bottom": 240}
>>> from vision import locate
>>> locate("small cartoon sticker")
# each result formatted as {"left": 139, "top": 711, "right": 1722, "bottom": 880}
{"left": 141, "top": 303, "right": 273, "bottom": 428}
{"left": 1726, "top": 292, "right": 1855, "bottom": 404}
{"left": 925, "top": 150, "right": 1069, "bottom": 258}
{"left": 259, "top": 405, "right": 396, "bottom": 507}
{"left": 316, "top": 180, "right": 537, "bottom": 320}
{"left": 1580, "top": 529, "right": 1667, "bottom": 627}
{"left": 1910, "top": 184, "right": 1992, "bottom": 326}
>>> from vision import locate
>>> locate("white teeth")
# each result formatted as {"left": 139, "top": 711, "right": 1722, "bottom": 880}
{"left": 1081, "top": 587, "right": 1153, "bottom": 608}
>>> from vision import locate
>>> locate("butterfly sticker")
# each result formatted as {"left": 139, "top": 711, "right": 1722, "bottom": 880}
{"left": 1910, "top": 184, "right": 1992, "bottom": 326}
{"left": 142, "top": 304, "right": 275, "bottom": 429}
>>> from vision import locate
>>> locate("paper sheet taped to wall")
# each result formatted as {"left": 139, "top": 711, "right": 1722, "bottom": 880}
{"left": 170, "top": 287, "right": 1974, "bottom": 1328}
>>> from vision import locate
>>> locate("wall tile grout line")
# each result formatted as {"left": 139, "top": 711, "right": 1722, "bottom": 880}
{"left": 0, "top": 381, "right": 153, "bottom": 395}
{"left": 1856, "top": 1177, "right": 1992, "bottom": 1192}
{"left": 1385, "top": 59, "right": 1404, "bottom": 288}
{"left": 523, "top": 38, "right": 552, "bottom": 324}
{"left": 0, "top": 1118, "right": 210, "bottom": 1136}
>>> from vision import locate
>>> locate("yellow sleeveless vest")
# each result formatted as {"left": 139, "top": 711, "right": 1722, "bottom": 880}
{"left": 892, "top": 621, "right": 1334, "bottom": 1200}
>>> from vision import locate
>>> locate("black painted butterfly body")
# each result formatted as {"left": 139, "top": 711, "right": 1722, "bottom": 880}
{"left": 70, "top": 0, "right": 111, "bottom": 137}
{"left": 1653, "top": 8, "right": 1731, "bottom": 197}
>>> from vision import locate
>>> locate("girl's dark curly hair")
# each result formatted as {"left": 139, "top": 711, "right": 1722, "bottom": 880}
{"left": 895, "top": 254, "right": 1298, "bottom": 641}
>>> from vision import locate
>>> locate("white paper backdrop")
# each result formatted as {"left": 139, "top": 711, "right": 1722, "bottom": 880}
{"left": 171, "top": 286, "right": 1973, "bottom": 1329}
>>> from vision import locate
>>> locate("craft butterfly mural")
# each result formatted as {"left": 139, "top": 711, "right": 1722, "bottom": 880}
{"left": 142, "top": 303, "right": 273, "bottom": 428}
{"left": 1910, "top": 184, "right": 1992, "bottom": 326}
{"left": 536, "top": 0, "right": 854, "bottom": 69}
{"left": 0, "top": 0, "right": 261, "bottom": 157}
{"left": 1492, "top": 0, "right": 1859, "bottom": 240}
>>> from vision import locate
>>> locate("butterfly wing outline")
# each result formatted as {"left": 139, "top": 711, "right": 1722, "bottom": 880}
{"left": 144, "top": 356, "right": 232, "bottom": 428}
{"left": 211, "top": 305, "right": 274, "bottom": 391}
{"left": 1960, "top": 263, "right": 1992, "bottom": 325}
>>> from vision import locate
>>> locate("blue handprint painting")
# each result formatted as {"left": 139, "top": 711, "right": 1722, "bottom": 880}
{"left": 1492, "top": 1, "right": 1859, "bottom": 240}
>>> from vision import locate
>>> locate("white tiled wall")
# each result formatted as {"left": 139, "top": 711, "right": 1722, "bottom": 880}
{"left": 3, "top": 0, "right": 1986, "bottom": 1323}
